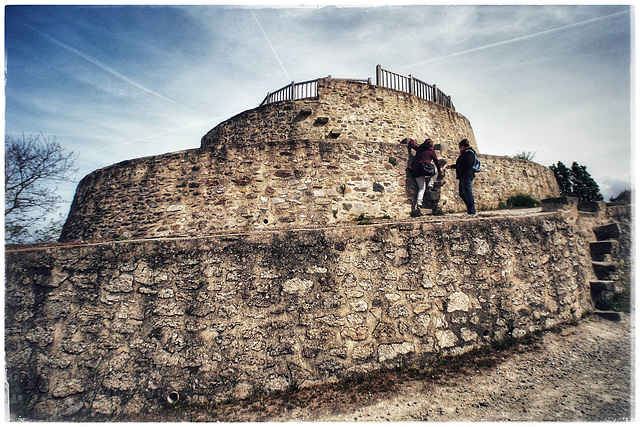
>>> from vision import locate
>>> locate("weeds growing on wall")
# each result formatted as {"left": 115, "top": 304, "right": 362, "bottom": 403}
{"left": 353, "top": 213, "right": 391, "bottom": 224}
{"left": 355, "top": 213, "right": 372, "bottom": 225}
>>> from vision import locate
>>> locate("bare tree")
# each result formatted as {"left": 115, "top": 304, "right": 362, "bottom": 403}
{"left": 5, "top": 133, "right": 78, "bottom": 244}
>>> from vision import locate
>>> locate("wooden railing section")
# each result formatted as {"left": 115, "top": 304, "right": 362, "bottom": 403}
{"left": 259, "top": 65, "right": 455, "bottom": 111}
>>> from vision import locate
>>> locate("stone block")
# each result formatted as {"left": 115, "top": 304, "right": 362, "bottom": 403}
{"left": 577, "top": 200, "right": 606, "bottom": 213}
{"left": 590, "top": 280, "right": 616, "bottom": 293}
{"left": 593, "top": 222, "right": 621, "bottom": 240}
{"left": 589, "top": 240, "right": 617, "bottom": 255}
{"left": 541, "top": 197, "right": 578, "bottom": 212}
{"left": 594, "top": 311, "right": 622, "bottom": 321}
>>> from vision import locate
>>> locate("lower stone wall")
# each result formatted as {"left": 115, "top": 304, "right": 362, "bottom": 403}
{"left": 59, "top": 140, "right": 559, "bottom": 242}
{"left": 6, "top": 209, "right": 606, "bottom": 421}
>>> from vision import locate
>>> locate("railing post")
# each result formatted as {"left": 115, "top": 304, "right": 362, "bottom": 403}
{"left": 409, "top": 74, "right": 414, "bottom": 94}
{"left": 376, "top": 64, "right": 382, "bottom": 86}
{"left": 289, "top": 81, "right": 295, "bottom": 101}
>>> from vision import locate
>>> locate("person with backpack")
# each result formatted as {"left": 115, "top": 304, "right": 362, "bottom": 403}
{"left": 446, "top": 138, "right": 478, "bottom": 215}
{"left": 406, "top": 137, "right": 443, "bottom": 214}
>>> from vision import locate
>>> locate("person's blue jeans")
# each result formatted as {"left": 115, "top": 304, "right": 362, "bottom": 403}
{"left": 459, "top": 177, "right": 476, "bottom": 214}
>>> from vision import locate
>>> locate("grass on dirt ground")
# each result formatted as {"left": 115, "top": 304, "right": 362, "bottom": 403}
{"left": 119, "top": 326, "right": 554, "bottom": 422}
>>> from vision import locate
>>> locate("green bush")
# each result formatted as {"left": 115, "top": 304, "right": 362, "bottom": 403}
{"left": 506, "top": 194, "right": 541, "bottom": 209}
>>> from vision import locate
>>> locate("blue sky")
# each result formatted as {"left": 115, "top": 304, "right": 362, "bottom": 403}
{"left": 4, "top": 4, "right": 633, "bottom": 221}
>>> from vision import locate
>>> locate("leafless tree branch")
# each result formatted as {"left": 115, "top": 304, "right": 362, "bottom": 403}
{"left": 5, "top": 133, "right": 78, "bottom": 243}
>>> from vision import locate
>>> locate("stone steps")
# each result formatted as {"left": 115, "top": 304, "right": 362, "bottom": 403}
{"left": 590, "top": 280, "right": 617, "bottom": 293}
{"left": 588, "top": 222, "right": 623, "bottom": 320}
{"left": 413, "top": 171, "right": 445, "bottom": 215}
{"left": 593, "top": 310, "right": 622, "bottom": 321}
{"left": 593, "top": 222, "right": 621, "bottom": 240}
{"left": 592, "top": 261, "right": 617, "bottom": 276}
{"left": 589, "top": 240, "right": 618, "bottom": 255}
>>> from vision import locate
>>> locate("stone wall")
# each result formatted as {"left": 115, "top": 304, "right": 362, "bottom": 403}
{"left": 473, "top": 154, "right": 560, "bottom": 210}
{"left": 201, "top": 78, "right": 479, "bottom": 161}
{"left": 59, "top": 142, "right": 559, "bottom": 242}
{"left": 7, "top": 207, "right": 621, "bottom": 421}
{"left": 59, "top": 77, "right": 559, "bottom": 242}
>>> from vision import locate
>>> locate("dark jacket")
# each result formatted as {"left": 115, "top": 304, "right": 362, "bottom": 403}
{"left": 407, "top": 139, "right": 442, "bottom": 173}
{"left": 451, "top": 147, "right": 476, "bottom": 179}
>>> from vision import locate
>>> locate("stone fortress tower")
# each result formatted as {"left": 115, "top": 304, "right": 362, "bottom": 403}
{"left": 60, "top": 65, "right": 559, "bottom": 242}
{"left": 8, "top": 66, "right": 631, "bottom": 421}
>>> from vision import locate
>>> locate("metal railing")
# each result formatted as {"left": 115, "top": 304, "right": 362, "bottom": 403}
{"left": 375, "top": 65, "right": 455, "bottom": 110}
{"left": 259, "top": 65, "right": 454, "bottom": 111}
{"left": 260, "top": 79, "right": 318, "bottom": 106}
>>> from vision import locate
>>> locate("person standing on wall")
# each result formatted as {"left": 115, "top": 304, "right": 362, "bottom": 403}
{"left": 446, "top": 138, "right": 477, "bottom": 215}
{"left": 407, "top": 137, "right": 443, "bottom": 215}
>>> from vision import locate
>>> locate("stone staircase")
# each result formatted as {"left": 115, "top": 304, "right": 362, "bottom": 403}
{"left": 413, "top": 143, "right": 446, "bottom": 216}
{"left": 421, "top": 177, "right": 445, "bottom": 215}
{"left": 589, "top": 222, "right": 623, "bottom": 321}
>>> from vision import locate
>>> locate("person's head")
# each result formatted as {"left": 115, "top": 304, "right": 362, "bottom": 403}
{"left": 421, "top": 138, "right": 433, "bottom": 149}
{"left": 459, "top": 139, "right": 470, "bottom": 148}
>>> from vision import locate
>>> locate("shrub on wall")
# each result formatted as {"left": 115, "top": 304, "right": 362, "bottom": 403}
{"left": 502, "top": 194, "right": 542, "bottom": 209}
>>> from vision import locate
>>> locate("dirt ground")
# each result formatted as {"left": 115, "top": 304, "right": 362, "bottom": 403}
{"left": 146, "top": 312, "right": 633, "bottom": 422}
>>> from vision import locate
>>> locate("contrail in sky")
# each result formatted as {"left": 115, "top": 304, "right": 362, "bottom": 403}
{"left": 24, "top": 24, "right": 193, "bottom": 111}
{"left": 249, "top": 8, "right": 291, "bottom": 81}
{"left": 398, "top": 10, "right": 629, "bottom": 70}
{"left": 86, "top": 115, "right": 232, "bottom": 154}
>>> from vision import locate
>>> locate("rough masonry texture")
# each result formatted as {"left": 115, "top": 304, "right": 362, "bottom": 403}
{"left": 59, "top": 78, "right": 559, "bottom": 242}
{"left": 5, "top": 202, "right": 631, "bottom": 420}
{"left": 8, "top": 75, "right": 608, "bottom": 421}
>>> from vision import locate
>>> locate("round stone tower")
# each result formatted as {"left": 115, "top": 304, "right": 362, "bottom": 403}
{"left": 200, "top": 77, "right": 478, "bottom": 159}
{"left": 59, "top": 77, "right": 559, "bottom": 242}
